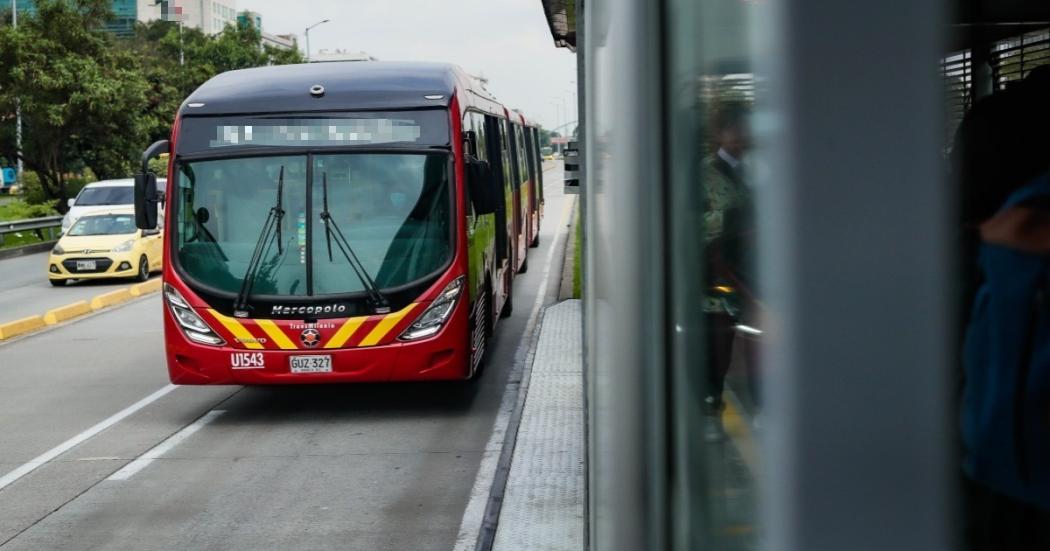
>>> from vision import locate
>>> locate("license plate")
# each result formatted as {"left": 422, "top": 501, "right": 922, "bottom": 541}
{"left": 76, "top": 260, "right": 97, "bottom": 271}
{"left": 290, "top": 355, "right": 332, "bottom": 373}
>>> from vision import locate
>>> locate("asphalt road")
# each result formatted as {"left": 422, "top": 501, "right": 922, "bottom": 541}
{"left": 0, "top": 251, "right": 157, "bottom": 325}
{"left": 0, "top": 164, "right": 567, "bottom": 551}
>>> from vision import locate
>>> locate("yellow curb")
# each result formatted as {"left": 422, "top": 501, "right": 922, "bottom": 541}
{"left": 44, "top": 301, "right": 92, "bottom": 325}
{"left": 90, "top": 288, "right": 134, "bottom": 311}
{"left": 0, "top": 315, "right": 47, "bottom": 340}
{"left": 130, "top": 278, "right": 162, "bottom": 297}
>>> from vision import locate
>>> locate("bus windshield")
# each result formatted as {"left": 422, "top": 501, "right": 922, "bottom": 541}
{"left": 173, "top": 152, "right": 452, "bottom": 300}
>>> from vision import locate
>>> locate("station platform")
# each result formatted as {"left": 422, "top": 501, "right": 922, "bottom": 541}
{"left": 493, "top": 299, "right": 584, "bottom": 551}
{"left": 487, "top": 296, "right": 759, "bottom": 550}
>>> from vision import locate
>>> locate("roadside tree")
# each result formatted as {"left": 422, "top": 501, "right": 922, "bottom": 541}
{"left": 0, "top": 0, "right": 150, "bottom": 211}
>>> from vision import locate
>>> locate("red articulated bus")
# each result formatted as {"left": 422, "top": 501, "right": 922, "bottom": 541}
{"left": 133, "top": 61, "right": 542, "bottom": 384}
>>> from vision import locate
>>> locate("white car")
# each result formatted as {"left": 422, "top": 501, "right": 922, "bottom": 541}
{"left": 62, "top": 178, "right": 166, "bottom": 234}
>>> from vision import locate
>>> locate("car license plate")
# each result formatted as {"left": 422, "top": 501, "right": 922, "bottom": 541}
{"left": 290, "top": 355, "right": 332, "bottom": 373}
{"left": 76, "top": 260, "right": 97, "bottom": 271}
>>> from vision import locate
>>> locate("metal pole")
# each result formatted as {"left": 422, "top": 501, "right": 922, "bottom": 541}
{"left": 550, "top": 100, "right": 562, "bottom": 153}
{"left": 567, "top": 84, "right": 578, "bottom": 133}
{"left": 303, "top": 20, "right": 329, "bottom": 63}
{"left": 179, "top": 19, "right": 184, "bottom": 66}
{"left": 560, "top": 96, "right": 568, "bottom": 136}
{"left": 12, "top": 0, "right": 22, "bottom": 184}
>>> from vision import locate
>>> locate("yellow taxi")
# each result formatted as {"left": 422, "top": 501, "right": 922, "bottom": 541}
{"left": 48, "top": 208, "right": 163, "bottom": 286}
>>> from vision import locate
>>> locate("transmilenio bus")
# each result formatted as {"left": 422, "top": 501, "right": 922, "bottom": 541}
{"left": 134, "top": 61, "right": 543, "bottom": 384}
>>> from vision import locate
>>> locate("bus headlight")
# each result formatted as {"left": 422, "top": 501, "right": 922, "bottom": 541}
{"left": 399, "top": 276, "right": 464, "bottom": 341}
{"left": 164, "top": 284, "right": 226, "bottom": 346}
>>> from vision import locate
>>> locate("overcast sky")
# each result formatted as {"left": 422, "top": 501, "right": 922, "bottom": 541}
{"left": 241, "top": 0, "right": 577, "bottom": 131}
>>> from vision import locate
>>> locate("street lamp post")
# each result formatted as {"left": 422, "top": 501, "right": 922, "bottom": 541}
{"left": 549, "top": 100, "right": 562, "bottom": 153}
{"left": 560, "top": 95, "right": 568, "bottom": 136}
{"left": 304, "top": 19, "right": 330, "bottom": 62}
{"left": 11, "top": 0, "right": 22, "bottom": 184}
{"left": 567, "top": 81, "right": 578, "bottom": 132}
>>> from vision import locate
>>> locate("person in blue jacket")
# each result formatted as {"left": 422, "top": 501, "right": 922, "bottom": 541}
{"left": 955, "top": 65, "right": 1050, "bottom": 550}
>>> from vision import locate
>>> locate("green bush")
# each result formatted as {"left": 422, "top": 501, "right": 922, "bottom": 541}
{"left": 22, "top": 169, "right": 97, "bottom": 206}
{"left": 0, "top": 198, "right": 58, "bottom": 222}
{"left": 148, "top": 156, "right": 169, "bottom": 177}
{"left": 66, "top": 168, "right": 98, "bottom": 198}
{"left": 21, "top": 171, "right": 48, "bottom": 204}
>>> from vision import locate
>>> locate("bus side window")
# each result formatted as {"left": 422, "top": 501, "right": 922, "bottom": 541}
{"left": 489, "top": 116, "right": 511, "bottom": 263}
{"left": 465, "top": 112, "right": 489, "bottom": 226}
{"left": 525, "top": 128, "right": 538, "bottom": 188}
{"left": 500, "top": 122, "right": 513, "bottom": 192}
{"left": 533, "top": 129, "right": 544, "bottom": 201}
{"left": 515, "top": 125, "right": 528, "bottom": 186}
{"left": 471, "top": 112, "right": 488, "bottom": 163}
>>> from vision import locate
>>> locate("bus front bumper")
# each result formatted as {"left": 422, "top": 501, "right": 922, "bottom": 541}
{"left": 162, "top": 309, "right": 471, "bottom": 385}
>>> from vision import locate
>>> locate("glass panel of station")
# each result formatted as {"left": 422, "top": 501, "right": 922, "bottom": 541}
{"left": 663, "top": 0, "right": 768, "bottom": 549}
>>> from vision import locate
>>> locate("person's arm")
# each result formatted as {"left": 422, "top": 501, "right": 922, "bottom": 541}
{"left": 979, "top": 205, "right": 1050, "bottom": 254}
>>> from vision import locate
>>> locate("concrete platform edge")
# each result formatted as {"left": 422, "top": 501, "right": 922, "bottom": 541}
{"left": 492, "top": 299, "right": 584, "bottom": 551}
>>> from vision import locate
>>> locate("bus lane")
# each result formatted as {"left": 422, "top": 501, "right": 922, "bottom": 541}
{"left": 0, "top": 164, "right": 567, "bottom": 551}
{"left": 0, "top": 252, "right": 139, "bottom": 327}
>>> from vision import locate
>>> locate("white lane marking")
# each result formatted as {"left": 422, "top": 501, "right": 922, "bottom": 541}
{"left": 108, "top": 409, "right": 225, "bottom": 481}
{"left": 452, "top": 192, "right": 575, "bottom": 551}
{"left": 0, "top": 384, "right": 177, "bottom": 492}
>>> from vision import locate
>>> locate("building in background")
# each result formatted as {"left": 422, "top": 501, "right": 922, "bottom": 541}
{"left": 310, "top": 49, "right": 377, "bottom": 63}
{"left": 11, "top": 0, "right": 239, "bottom": 36}
{"left": 261, "top": 32, "right": 296, "bottom": 51}
{"left": 238, "top": 10, "right": 297, "bottom": 51}
{"left": 236, "top": 8, "right": 261, "bottom": 30}
{"left": 140, "top": 0, "right": 238, "bottom": 35}
{"left": 10, "top": 1, "right": 299, "bottom": 52}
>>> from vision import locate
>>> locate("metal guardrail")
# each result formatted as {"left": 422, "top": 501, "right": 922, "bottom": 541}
{"left": 0, "top": 215, "right": 63, "bottom": 246}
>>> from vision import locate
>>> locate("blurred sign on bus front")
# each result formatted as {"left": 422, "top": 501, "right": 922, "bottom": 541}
{"left": 564, "top": 140, "right": 580, "bottom": 194}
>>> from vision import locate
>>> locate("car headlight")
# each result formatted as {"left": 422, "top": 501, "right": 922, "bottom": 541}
{"left": 164, "top": 284, "right": 226, "bottom": 346}
{"left": 112, "top": 239, "right": 135, "bottom": 252}
{"left": 399, "top": 276, "right": 464, "bottom": 341}
{"left": 52, "top": 244, "right": 65, "bottom": 255}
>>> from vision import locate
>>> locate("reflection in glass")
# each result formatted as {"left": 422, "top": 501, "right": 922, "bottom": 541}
{"left": 173, "top": 153, "right": 452, "bottom": 301}
{"left": 176, "top": 156, "right": 308, "bottom": 296}
{"left": 666, "top": 0, "right": 767, "bottom": 548}
{"left": 311, "top": 153, "right": 452, "bottom": 295}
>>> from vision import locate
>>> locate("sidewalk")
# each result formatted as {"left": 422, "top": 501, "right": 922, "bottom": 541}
{"left": 492, "top": 299, "right": 584, "bottom": 551}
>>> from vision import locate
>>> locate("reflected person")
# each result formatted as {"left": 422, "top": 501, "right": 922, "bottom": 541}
{"left": 702, "top": 103, "right": 754, "bottom": 434}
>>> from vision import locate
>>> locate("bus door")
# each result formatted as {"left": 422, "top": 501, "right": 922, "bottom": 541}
{"left": 508, "top": 122, "right": 528, "bottom": 272}
{"left": 525, "top": 127, "right": 542, "bottom": 244}
{"left": 486, "top": 115, "right": 514, "bottom": 306}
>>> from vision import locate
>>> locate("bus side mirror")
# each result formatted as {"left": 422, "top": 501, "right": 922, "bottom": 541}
{"left": 135, "top": 172, "right": 158, "bottom": 230}
{"left": 135, "top": 139, "right": 169, "bottom": 230}
{"left": 467, "top": 157, "right": 497, "bottom": 215}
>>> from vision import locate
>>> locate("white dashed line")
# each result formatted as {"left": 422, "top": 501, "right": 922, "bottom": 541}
{"left": 0, "top": 384, "right": 177, "bottom": 492}
{"left": 108, "top": 409, "right": 226, "bottom": 481}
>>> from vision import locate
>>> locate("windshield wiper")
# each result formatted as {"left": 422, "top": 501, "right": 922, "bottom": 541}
{"left": 320, "top": 172, "right": 391, "bottom": 314}
{"left": 233, "top": 166, "right": 285, "bottom": 318}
